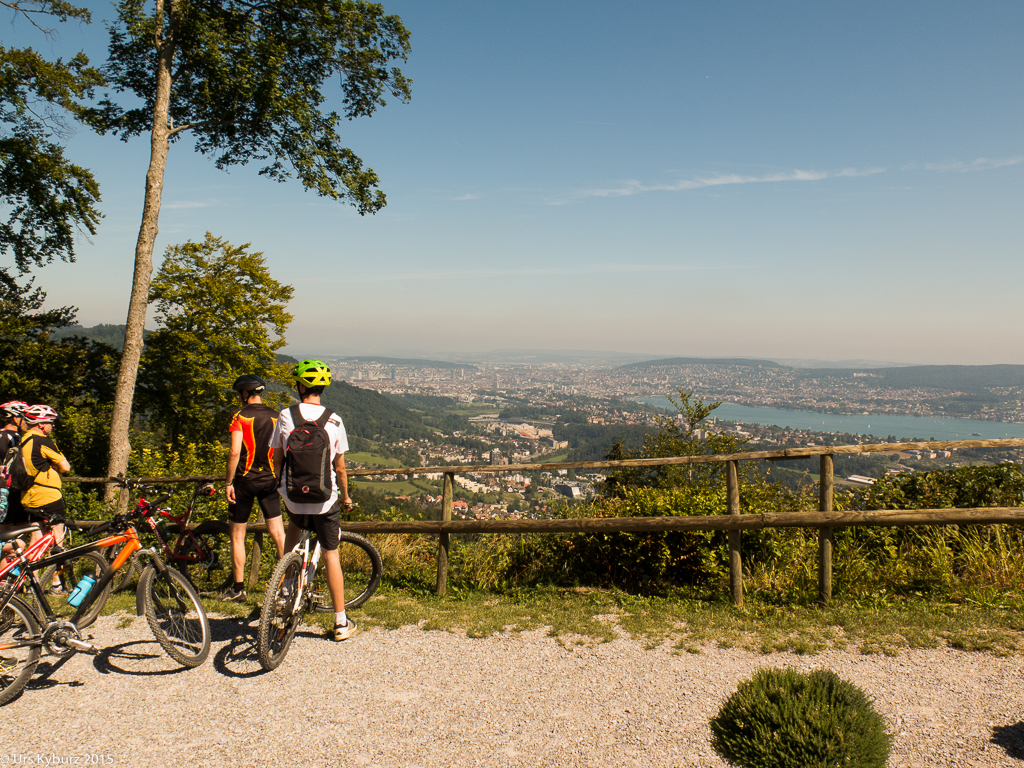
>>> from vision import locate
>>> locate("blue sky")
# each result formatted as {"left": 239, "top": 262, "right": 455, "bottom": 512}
{"left": 7, "top": 1, "right": 1024, "bottom": 364}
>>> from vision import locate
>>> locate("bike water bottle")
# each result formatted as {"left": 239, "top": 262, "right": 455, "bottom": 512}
{"left": 67, "top": 574, "right": 96, "bottom": 607}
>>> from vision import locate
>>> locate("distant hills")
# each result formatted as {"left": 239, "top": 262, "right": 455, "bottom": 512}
{"left": 622, "top": 357, "right": 1024, "bottom": 394}
{"left": 52, "top": 323, "right": 143, "bottom": 349}
{"left": 333, "top": 355, "right": 475, "bottom": 370}
{"left": 623, "top": 357, "right": 786, "bottom": 370}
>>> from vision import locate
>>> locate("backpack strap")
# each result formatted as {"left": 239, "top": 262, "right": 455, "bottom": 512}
{"left": 290, "top": 404, "right": 333, "bottom": 429}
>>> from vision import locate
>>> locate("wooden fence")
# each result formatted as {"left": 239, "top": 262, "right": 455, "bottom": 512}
{"left": 67, "top": 437, "right": 1024, "bottom": 604}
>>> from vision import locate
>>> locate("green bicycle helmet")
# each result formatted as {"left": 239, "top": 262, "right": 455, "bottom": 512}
{"left": 293, "top": 359, "right": 332, "bottom": 388}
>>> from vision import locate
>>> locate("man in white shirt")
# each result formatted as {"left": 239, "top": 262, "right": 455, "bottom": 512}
{"left": 270, "top": 359, "right": 357, "bottom": 641}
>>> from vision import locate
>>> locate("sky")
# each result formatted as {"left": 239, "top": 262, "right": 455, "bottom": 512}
{"left": 5, "top": 1, "right": 1024, "bottom": 364}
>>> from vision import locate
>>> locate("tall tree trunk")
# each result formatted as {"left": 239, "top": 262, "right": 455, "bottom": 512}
{"left": 104, "top": 0, "right": 176, "bottom": 506}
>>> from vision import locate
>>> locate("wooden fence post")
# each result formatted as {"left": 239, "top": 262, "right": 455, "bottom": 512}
{"left": 727, "top": 459, "right": 742, "bottom": 607}
{"left": 818, "top": 454, "right": 834, "bottom": 604}
{"left": 436, "top": 472, "right": 454, "bottom": 595}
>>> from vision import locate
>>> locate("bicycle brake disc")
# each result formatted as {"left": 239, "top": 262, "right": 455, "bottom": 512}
{"left": 42, "top": 621, "right": 82, "bottom": 657}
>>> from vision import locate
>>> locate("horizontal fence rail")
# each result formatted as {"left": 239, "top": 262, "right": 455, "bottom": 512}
{"left": 63, "top": 437, "right": 1024, "bottom": 602}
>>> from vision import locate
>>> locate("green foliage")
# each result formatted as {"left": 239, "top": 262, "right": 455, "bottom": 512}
{"left": 856, "top": 463, "right": 1024, "bottom": 510}
{"left": 320, "top": 381, "right": 432, "bottom": 442}
{"left": 709, "top": 667, "right": 891, "bottom": 768}
{"left": 605, "top": 389, "right": 750, "bottom": 494}
{"left": 126, "top": 441, "right": 228, "bottom": 523}
{"left": 102, "top": 0, "right": 411, "bottom": 213}
{"left": 0, "top": 2, "right": 104, "bottom": 269}
{"left": 139, "top": 233, "right": 293, "bottom": 448}
{"left": 0, "top": 269, "right": 118, "bottom": 475}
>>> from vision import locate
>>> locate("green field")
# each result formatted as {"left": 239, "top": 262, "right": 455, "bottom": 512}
{"left": 346, "top": 451, "right": 404, "bottom": 467}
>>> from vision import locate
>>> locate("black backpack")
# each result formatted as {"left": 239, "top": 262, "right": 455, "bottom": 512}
{"left": 285, "top": 405, "right": 334, "bottom": 503}
{"left": 1, "top": 434, "right": 34, "bottom": 493}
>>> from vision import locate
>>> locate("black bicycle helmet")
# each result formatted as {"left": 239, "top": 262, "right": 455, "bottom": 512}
{"left": 232, "top": 375, "right": 267, "bottom": 395}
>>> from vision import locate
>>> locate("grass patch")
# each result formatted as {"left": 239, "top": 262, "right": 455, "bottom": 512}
{"left": 336, "top": 587, "right": 1024, "bottom": 657}
{"left": 346, "top": 451, "right": 404, "bottom": 467}
{"left": 91, "top": 578, "right": 1024, "bottom": 659}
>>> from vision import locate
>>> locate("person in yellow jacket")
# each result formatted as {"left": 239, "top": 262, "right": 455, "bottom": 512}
{"left": 19, "top": 404, "right": 70, "bottom": 551}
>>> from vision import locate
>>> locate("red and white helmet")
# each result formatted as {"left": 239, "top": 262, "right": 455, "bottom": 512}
{"left": 23, "top": 404, "right": 59, "bottom": 424}
{"left": 0, "top": 401, "right": 28, "bottom": 420}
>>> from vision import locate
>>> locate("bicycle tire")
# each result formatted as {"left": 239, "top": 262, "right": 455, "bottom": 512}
{"left": 172, "top": 520, "right": 230, "bottom": 595}
{"left": 310, "top": 532, "right": 383, "bottom": 613}
{"left": 257, "top": 551, "right": 304, "bottom": 671}
{"left": 138, "top": 564, "right": 211, "bottom": 668}
{"left": 0, "top": 596, "right": 40, "bottom": 706}
{"left": 37, "top": 551, "right": 111, "bottom": 629}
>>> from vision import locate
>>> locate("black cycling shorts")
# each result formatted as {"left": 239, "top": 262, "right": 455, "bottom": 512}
{"left": 23, "top": 498, "right": 65, "bottom": 523}
{"left": 287, "top": 503, "right": 340, "bottom": 551}
{"left": 228, "top": 474, "right": 283, "bottom": 524}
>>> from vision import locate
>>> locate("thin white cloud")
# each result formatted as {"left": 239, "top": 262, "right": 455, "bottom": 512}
{"left": 452, "top": 193, "right": 480, "bottom": 201}
{"left": 559, "top": 166, "right": 886, "bottom": 204}
{"left": 345, "top": 262, "right": 741, "bottom": 284}
{"left": 919, "top": 155, "right": 1024, "bottom": 173}
{"left": 163, "top": 200, "right": 212, "bottom": 210}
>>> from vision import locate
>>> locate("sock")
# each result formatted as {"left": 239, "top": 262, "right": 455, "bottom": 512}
{"left": 233, "top": 581, "right": 244, "bottom": 592}
{"left": 335, "top": 610, "right": 348, "bottom": 627}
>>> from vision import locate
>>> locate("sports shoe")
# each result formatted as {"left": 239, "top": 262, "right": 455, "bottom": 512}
{"left": 0, "top": 655, "right": 18, "bottom": 672}
{"left": 333, "top": 619, "right": 358, "bottom": 641}
{"left": 217, "top": 587, "right": 247, "bottom": 603}
{"left": 46, "top": 584, "right": 66, "bottom": 596}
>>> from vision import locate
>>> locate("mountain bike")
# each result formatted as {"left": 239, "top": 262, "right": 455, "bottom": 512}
{"left": 104, "top": 481, "right": 228, "bottom": 595}
{"left": 257, "top": 524, "right": 382, "bottom": 671}
{"left": 0, "top": 499, "right": 211, "bottom": 705}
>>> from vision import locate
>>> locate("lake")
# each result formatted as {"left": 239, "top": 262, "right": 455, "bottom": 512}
{"left": 634, "top": 398, "right": 1024, "bottom": 442}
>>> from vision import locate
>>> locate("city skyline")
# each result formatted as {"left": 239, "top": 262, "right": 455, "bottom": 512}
{"left": 7, "top": 1, "right": 1024, "bottom": 365}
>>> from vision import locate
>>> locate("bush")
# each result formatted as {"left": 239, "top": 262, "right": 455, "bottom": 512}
{"left": 709, "top": 668, "right": 891, "bottom": 768}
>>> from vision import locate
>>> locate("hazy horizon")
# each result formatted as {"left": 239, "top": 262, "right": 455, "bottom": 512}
{"left": 11, "top": 1, "right": 1024, "bottom": 365}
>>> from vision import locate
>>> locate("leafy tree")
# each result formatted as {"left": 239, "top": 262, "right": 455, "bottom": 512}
{"left": 99, "top": 0, "right": 412, "bottom": 499}
{"left": 0, "top": 268, "right": 119, "bottom": 475}
{"left": 1, "top": 0, "right": 104, "bottom": 270}
{"left": 604, "top": 389, "right": 749, "bottom": 495}
{"left": 138, "top": 232, "right": 292, "bottom": 449}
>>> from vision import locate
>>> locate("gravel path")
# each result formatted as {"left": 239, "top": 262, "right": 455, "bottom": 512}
{"left": 2, "top": 611, "right": 1023, "bottom": 767}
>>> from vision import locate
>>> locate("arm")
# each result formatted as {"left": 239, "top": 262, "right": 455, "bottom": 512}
{"left": 226, "top": 430, "right": 243, "bottom": 504}
{"left": 334, "top": 452, "right": 351, "bottom": 507}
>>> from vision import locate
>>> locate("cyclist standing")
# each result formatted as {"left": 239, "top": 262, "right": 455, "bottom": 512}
{"left": 18, "top": 404, "right": 70, "bottom": 550}
{"left": 0, "top": 400, "right": 28, "bottom": 558}
{"left": 270, "top": 360, "right": 357, "bottom": 641}
{"left": 222, "top": 375, "right": 286, "bottom": 602}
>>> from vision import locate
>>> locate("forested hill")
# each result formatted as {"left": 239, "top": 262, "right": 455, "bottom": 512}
{"left": 52, "top": 323, "right": 142, "bottom": 349}
{"left": 622, "top": 357, "right": 786, "bottom": 369}
{"left": 319, "top": 381, "right": 431, "bottom": 441}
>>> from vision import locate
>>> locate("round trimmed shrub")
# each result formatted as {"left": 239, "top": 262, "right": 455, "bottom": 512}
{"left": 709, "top": 667, "right": 891, "bottom": 768}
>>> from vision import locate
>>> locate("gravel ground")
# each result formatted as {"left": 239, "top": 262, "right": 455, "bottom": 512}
{"left": 2, "top": 611, "right": 1023, "bottom": 768}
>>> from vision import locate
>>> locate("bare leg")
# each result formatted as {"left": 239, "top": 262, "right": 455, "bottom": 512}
{"left": 266, "top": 515, "right": 286, "bottom": 559}
{"left": 229, "top": 521, "right": 247, "bottom": 583}
{"left": 321, "top": 548, "right": 346, "bottom": 613}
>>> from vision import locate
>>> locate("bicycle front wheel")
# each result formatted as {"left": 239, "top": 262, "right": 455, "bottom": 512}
{"left": 257, "top": 551, "right": 303, "bottom": 671}
{"left": 0, "top": 596, "right": 41, "bottom": 706}
{"left": 310, "top": 532, "right": 383, "bottom": 613}
{"left": 37, "top": 551, "right": 111, "bottom": 629}
{"left": 138, "top": 565, "right": 211, "bottom": 668}
{"left": 172, "top": 521, "right": 230, "bottom": 595}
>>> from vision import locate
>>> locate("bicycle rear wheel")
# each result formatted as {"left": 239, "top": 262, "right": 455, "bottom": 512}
{"left": 310, "top": 532, "right": 383, "bottom": 613}
{"left": 138, "top": 564, "right": 210, "bottom": 668}
{"left": 257, "top": 551, "right": 303, "bottom": 671}
{"left": 37, "top": 551, "right": 111, "bottom": 629}
{"left": 0, "top": 596, "right": 41, "bottom": 706}
{"left": 172, "top": 521, "right": 230, "bottom": 595}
